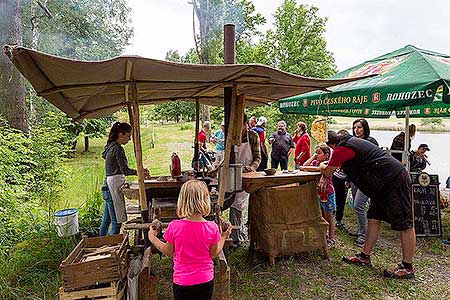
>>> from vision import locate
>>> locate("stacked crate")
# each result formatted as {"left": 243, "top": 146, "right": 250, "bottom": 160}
{"left": 58, "top": 234, "right": 129, "bottom": 300}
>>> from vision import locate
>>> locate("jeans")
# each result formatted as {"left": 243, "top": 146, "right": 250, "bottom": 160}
{"left": 99, "top": 187, "right": 121, "bottom": 236}
{"left": 333, "top": 175, "right": 348, "bottom": 223}
{"left": 271, "top": 157, "right": 288, "bottom": 170}
{"left": 230, "top": 207, "right": 247, "bottom": 244}
{"left": 351, "top": 184, "right": 369, "bottom": 240}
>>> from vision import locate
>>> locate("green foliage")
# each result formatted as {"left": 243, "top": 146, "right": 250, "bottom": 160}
{"left": 78, "top": 190, "right": 103, "bottom": 237}
{"left": 420, "top": 118, "right": 444, "bottom": 129}
{"left": 262, "top": 0, "right": 337, "bottom": 78}
{"left": 22, "top": 0, "right": 133, "bottom": 60}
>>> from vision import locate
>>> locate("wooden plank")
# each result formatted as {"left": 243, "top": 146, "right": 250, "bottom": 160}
{"left": 59, "top": 281, "right": 122, "bottom": 300}
{"left": 85, "top": 234, "right": 125, "bottom": 248}
{"left": 241, "top": 171, "right": 321, "bottom": 193}
{"left": 60, "top": 236, "right": 86, "bottom": 267}
{"left": 217, "top": 85, "right": 238, "bottom": 208}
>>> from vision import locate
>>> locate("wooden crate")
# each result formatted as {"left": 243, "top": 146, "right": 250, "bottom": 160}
{"left": 60, "top": 234, "right": 129, "bottom": 291}
{"left": 59, "top": 280, "right": 125, "bottom": 300}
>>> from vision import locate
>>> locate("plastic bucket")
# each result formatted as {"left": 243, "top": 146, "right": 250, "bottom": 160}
{"left": 54, "top": 208, "right": 79, "bottom": 237}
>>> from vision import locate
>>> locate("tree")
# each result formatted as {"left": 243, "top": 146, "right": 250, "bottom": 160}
{"left": 191, "top": 0, "right": 265, "bottom": 122}
{"left": 240, "top": 0, "right": 337, "bottom": 130}
{"left": 20, "top": 0, "right": 133, "bottom": 146}
{"left": 262, "top": 0, "right": 336, "bottom": 78}
{"left": 0, "top": 0, "right": 29, "bottom": 131}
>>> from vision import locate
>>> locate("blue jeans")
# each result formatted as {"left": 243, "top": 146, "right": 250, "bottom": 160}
{"left": 351, "top": 184, "right": 369, "bottom": 241}
{"left": 99, "top": 187, "right": 121, "bottom": 236}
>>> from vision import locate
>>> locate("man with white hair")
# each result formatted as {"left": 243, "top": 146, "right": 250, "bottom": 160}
{"left": 269, "top": 120, "right": 295, "bottom": 171}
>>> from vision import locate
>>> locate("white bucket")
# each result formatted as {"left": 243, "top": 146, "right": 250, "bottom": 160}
{"left": 54, "top": 208, "right": 79, "bottom": 237}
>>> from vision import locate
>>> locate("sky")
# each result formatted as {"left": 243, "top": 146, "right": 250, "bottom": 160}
{"left": 125, "top": 0, "right": 450, "bottom": 72}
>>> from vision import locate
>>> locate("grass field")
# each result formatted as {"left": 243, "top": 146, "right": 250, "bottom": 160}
{"left": 60, "top": 122, "right": 450, "bottom": 300}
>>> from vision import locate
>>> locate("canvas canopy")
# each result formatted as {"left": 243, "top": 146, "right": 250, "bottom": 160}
{"left": 279, "top": 45, "right": 450, "bottom": 118}
{"left": 4, "top": 45, "right": 371, "bottom": 121}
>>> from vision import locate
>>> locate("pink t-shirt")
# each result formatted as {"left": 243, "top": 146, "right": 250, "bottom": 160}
{"left": 312, "top": 159, "right": 335, "bottom": 195}
{"left": 163, "top": 219, "right": 221, "bottom": 286}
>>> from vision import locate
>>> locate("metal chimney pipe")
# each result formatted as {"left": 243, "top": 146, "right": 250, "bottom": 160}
{"left": 224, "top": 24, "right": 235, "bottom": 64}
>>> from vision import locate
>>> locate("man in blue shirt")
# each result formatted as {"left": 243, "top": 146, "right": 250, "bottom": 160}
{"left": 211, "top": 121, "right": 225, "bottom": 167}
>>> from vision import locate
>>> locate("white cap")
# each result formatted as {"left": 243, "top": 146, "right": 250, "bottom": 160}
{"left": 256, "top": 116, "right": 267, "bottom": 126}
{"left": 221, "top": 121, "right": 225, "bottom": 126}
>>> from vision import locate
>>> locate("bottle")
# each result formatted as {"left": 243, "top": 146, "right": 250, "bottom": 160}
{"left": 170, "top": 152, "right": 181, "bottom": 178}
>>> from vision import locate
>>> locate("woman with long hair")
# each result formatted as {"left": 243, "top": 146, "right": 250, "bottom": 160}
{"left": 351, "top": 118, "right": 378, "bottom": 247}
{"left": 99, "top": 122, "right": 149, "bottom": 235}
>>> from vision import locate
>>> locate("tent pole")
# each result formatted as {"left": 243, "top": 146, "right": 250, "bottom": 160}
{"left": 129, "top": 84, "right": 150, "bottom": 246}
{"left": 194, "top": 99, "right": 200, "bottom": 171}
{"left": 404, "top": 106, "right": 410, "bottom": 171}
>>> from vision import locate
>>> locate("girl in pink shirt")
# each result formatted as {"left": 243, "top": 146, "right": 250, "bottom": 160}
{"left": 148, "top": 180, "right": 231, "bottom": 300}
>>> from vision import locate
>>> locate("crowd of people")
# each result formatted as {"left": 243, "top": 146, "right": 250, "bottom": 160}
{"left": 98, "top": 118, "right": 444, "bottom": 299}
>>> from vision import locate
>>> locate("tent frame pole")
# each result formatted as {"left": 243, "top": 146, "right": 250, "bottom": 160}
{"left": 129, "top": 84, "right": 150, "bottom": 246}
{"left": 404, "top": 106, "right": 411, "bottom": 171}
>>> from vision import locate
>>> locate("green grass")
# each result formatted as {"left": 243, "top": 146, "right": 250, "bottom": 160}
{"left": 57, "top": 122, "right": 450, "bottom": 299}
{"left": 151, "top": 209, "right": 450, "bottom": 300}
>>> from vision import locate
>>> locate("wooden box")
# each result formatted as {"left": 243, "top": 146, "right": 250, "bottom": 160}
{"left": 60, "top": 234, "right": 129, "bottom": 291}
{"left": 59, "top": 280, "right": 125, "bottom": 300}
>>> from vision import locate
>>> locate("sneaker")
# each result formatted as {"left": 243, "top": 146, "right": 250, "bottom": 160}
{"left": 383, "top": 263, "right": 415, "bottom": 279}
{"left": 342, "top": 253, "right": 372, "bottom": 266}
{"left": 354, "top": 238, "right": 365, "bottom": 248}
{"left": 327, "top": 239, "right": 336, "bottom": 249}
{"left": 336, "top": 222, "right": 348, "bottom": 232}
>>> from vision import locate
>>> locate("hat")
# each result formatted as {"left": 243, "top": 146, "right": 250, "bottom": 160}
{"left": 256, "top": 116, "right": 267, "bottom": 126}
{"left": 419, "top": 144, "right": 430, "bottom": 151}
{"left": 221, "top": 121, "right": 225, "bottom": 126}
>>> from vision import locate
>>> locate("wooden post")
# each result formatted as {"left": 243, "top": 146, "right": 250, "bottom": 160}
{"left": 194, "top": 99, "right": 200, "bottom": 171}
{"left": 129, "top": 84, "right": 150, "bottom": 246}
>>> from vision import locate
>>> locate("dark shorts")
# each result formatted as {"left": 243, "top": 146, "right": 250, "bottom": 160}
{"left": 367, "top": 169, "right": 413, "bottom": 231}
{"left": 173, "top": 279, "right": 214, "bottom": 300}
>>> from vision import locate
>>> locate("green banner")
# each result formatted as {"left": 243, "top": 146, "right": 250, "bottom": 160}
{"left": 280, "top": 45, "right": 450, "bottom": 118}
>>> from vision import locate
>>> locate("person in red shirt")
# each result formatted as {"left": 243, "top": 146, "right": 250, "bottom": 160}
{"left": 198, "top": 121, "right": 210, "bottom": 152}
{"left": 293, "top": 122, "right": 311, "bottom": 169}
{"left": 319, "top": 130, "right": 416, "bottom": 280}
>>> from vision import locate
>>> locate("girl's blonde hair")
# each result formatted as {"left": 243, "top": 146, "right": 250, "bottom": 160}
{"left": 177, "top": 180, "right": 211, "bottom": 218}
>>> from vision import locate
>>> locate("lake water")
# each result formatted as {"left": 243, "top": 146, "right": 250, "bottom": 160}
{"left": 369, "top": 130, "right": 450, "bottom": 186}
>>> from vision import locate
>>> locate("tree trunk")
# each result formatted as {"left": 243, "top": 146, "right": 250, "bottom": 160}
{"left": 0, "top": 0, "right": 28, "bottom": 131}
{"left": 84, "top": 135, "right": 89, "bottom": 152}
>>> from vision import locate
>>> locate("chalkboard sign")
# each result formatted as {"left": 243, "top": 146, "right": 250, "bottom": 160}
{"left": 410, "top": 172, "right": 441, "bottom": 237}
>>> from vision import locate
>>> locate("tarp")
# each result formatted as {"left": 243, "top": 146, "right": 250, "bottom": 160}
{"left": 279, "top": 45, "right": 450, "bottom": 118}
{"left": 4, "top": 45, "right": 371, "bottom": 121}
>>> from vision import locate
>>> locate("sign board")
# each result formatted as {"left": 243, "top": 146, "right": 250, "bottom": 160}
{"left": 410, "top": 172, "right": 441, "bottom": 237}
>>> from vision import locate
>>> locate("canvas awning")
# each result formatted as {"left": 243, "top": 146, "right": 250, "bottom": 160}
{"left": 4, "top": 45, "right": 372, "bottom": 120}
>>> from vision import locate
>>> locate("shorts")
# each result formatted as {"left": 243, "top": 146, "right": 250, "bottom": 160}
{"left": 319, "top": 192, "right": 336, "bottom": 213}
{"left": 367, "top": 169, "right": 413, "bottom": 231}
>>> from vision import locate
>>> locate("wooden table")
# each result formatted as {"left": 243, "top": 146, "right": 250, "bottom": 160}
{"left": 242, "top": 171, "right": 329, "bottom": 265}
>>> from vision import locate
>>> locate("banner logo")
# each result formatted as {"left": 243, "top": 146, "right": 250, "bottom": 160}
{"left": 372, "top": 92, "right": 381, "bottom": 103}
{"left": 424, "top": 108, "right": 431, "bottom": 115}
{"left": 348, "top": 54, "right": 409, "bottom": 78}
{"left": 364, "top": 108, "right": 370, "bottom": 115}
{"left": 302, "top": 99, "right": 308, "bottom": 107}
